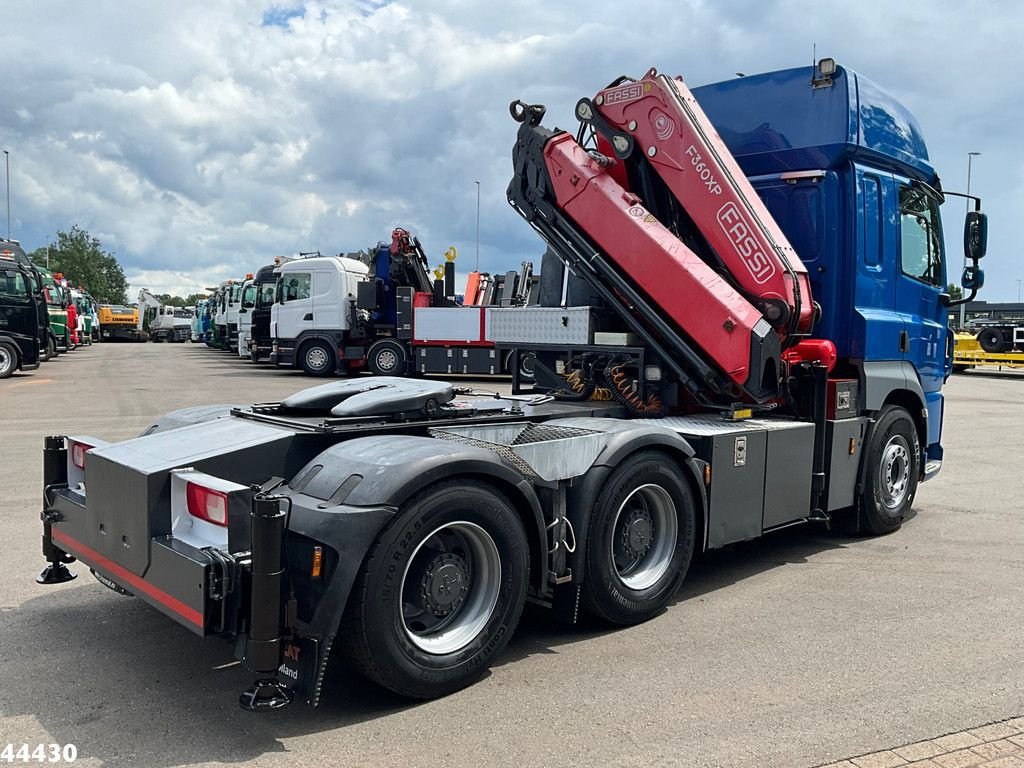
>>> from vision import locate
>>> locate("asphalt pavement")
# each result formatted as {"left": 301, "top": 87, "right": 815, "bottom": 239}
{"left": 1, "top": 343, "right": 1022, "bottom": 768}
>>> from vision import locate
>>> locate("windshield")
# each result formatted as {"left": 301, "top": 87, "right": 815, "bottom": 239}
{"left": 257, "top": 280, "right": 276, "bottom": 308}
{"left": 242, "top": 284, "right": 256, "bottom": 308}
{"left": 230, "top": 284, "right": 242, "bottom": 304}
{"left": 0, "top": 269, "right": 29, "bottom": 299}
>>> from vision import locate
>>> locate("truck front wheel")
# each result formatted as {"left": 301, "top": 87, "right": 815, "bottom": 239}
{"left": 859, "top": 405, "right": 920, "bottom": 535}
{"left": 581, "top": 451, "right": 697, "bottom": 625}
{"left": 0, "top": 342, "right": 17, "bottom": 378}
{"left": 299, "top": 339, "right": 335, "bottom": 376}
{"left": 340, "top": 480, "right": 528, "bottom": 699}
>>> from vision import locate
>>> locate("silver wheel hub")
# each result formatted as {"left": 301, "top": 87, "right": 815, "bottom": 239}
{"left": 306, "top": 347, "right": 328, "bottom": 369}
{"left": 0, "top": 348, "right": 11, "bottom": 373}
{"left": 377, "top": 349, "right": 397, "bottom": 371}
{"left": 880, "top": 436, "right": 911, "bottom": 510}
{"left": 611, "top": 484, "right": 678, "bottom": 591}
{"left": 401, "top": 521, "right": 501, "bottom": 655}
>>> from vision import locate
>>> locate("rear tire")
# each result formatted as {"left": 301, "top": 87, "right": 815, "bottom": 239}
{"left": 0, "top": 342, "right": 18, "bottom": 378}
{"left": 859, "top": 405, "right": 920, "bottom": 535}
{"left": 977, "top": 328, "right": 1004, "bottom": 353}
{"left": 299, "top": 339, "right": 335, "bottom": 377}
{"left": 40, "top": 337, "right": 53, "bottom": 362}
{"left": 581, "top": 451, "right": 697, "bottom": 625}
{"left": 340, "top": 480, "right": 528, "bottom": 699}
{"left": 367, "top": 338, "right": 408, "bottom": 377}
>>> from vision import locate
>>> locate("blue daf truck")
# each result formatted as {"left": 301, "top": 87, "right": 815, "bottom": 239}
{"left": 691, "top": 61, "right": 983, "bottom": 478}
{"left": 35, "top": 61, "right": 985, "bottom": 710}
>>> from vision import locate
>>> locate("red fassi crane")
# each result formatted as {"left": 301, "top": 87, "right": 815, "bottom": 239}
{"left": 508, "top": 68, "right": 826, "bottom": 404}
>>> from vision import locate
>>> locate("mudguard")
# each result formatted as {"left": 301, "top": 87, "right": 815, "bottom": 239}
{"left": 539, "top": 418, "right": 708, "bottom": 590}
{"left": 277, "top": 434, "right": 548, "bottom": 705}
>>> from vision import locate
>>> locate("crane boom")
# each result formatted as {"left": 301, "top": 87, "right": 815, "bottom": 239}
{"left": 587, "top": 70, "right": 815, "bottom": 336}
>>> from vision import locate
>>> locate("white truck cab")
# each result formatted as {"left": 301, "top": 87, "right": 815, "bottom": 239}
{"left": 223, "top": 280, "right": 243, "bottom": 351}
{"left": 236, "top": 276, "right": 257, "bottom": 358}
{"left": 270, "top": 256, "right": 369, "bottom": 376}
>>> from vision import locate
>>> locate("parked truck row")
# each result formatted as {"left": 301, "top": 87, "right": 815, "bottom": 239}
{"left": 0, "top": 240, "right": 108, "bottom": 379}
{"left": 186, "top": 228, "right": 540, "bottom": 380}
{"left": 34, "top": 59, "right": 988, "bottom": 712}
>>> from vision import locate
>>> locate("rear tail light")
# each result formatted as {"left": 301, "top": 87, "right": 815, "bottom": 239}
{"left": 186, "top": 482, "right": 229, "bottom": 526}
{"left": 70, "top": 440, "right": 93, "bottom": 470}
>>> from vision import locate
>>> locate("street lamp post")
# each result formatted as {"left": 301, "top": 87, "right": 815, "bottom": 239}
{"left": 475, "top": 180, "right": 481, "bottom": 271}
{"left": 3, "top": 150, "right": 9, "bottom": 242}
{"left": 959, "top": 151, "right": 981, "bottom": 329}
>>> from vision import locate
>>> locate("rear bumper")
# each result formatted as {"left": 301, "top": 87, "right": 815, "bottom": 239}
{"left": 46, "top": 487, "right": 218, "bottom": 635}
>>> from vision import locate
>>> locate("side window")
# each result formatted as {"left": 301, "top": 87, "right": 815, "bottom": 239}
{"left": 282, "top": 272, "right": 312, "bottom": 302}
{"left": 899, "top": 185, "right": 944, "bottom": 287}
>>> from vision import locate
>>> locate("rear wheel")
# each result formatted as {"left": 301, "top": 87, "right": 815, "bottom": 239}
{"left": 40, "top": 337, "right": 53, "bottom": 362}
{"left": 977, "top": 328, "right": 1005, "bottom": 353}
{"left": 859, "top": 405, "right": 920, "bottom": 535}
{"left": 0, "top": 342, "right": 18, "bottom": 378}
{"left": 299, "top": 339, "right": 334, "bottom": 376}
{"left": 581, "top": 451, "right": 697, "bottom": 625}
{"left": 367, "top": 338, "right": 408, "bottom": 377}
{"left": 340, "top": 480, "right": 528, "bottom": 698}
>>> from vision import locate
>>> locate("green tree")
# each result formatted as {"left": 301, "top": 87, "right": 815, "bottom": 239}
{"left": 29, "top": 225, "right": 129, "bottom": 303}
{"left": 946, "top": 283, "right": 963, "bottom": 301}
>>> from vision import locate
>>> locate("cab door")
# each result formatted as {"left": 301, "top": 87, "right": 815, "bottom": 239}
{"left": 893, "top": 179, "right": 947, "bottom": 447}
{"left": 0, "top": 268, "right": 40, "bottom": 364}
{"left": 312, "top": 266, "right": 341, "bottom": 330}
{"left": 275, "top": 269, "right": 314, "bottom": 341}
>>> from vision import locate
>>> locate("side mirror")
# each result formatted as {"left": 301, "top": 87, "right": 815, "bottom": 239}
{"left": 964, "top": 210, "right": 987, "bottom": 260}
{"left": 962, "top": 265, "right": 984, "bottom": 291}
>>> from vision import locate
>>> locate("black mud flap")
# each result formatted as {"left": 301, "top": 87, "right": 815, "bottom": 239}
{"left": 279, "top": 635, "right": 323, "bottom": 706}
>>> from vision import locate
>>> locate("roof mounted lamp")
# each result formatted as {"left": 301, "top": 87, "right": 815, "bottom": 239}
{"left": 812, "top": 57, "right": 837, "bottom": 89}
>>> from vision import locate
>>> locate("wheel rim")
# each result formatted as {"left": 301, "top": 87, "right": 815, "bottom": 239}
{"left": 610, "top": 483, "right": 678, "bottom": 591}
{"left": 376, "top": 348, "right": 398, "bottom": 372}
{"left": 520, "top": 354, "right": 535, "bottom": 380}
{"left": 879, "top": 435, "right": 911, "bottom": 510}
{"left": 0, "top": 347, "right": 11, "bottom": 375}
{"left": 400, "top": 521, "right": 501, "bottom": 655}
{"left": 306, "top": 346, "right": 328, "bottom": 370}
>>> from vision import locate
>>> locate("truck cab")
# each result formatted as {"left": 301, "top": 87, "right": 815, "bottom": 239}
{"left": 247, "top": 264, "right": 281, "bottom": 362}
{"left": 236, "top": 276, "right": 256, "bottom": 357}
{"left": 691, "top": 63, "right": 956, "bottom": 472}
{"left": 223, "top": 280, "right": 244, "bottom": 351}
{"left": 270, "top": 256, "right": 369, "bottom": 375}
{"left": 2, "top": 240, "right": 54, "bottom": 359}
{"left": 0, "top": 254, "right": 42, "bottom": 378}
{"left": 192, "top": 299, "right": 209, "bottom": 342}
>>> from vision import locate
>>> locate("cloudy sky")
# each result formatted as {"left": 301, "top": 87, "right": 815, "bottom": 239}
{"left": 2, "top": 1, "right": 1020, "bottom": 301}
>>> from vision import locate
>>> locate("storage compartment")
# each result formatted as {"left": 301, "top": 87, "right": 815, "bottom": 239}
{"left": 488, "top": 306, "right": 593, "bottom": 345}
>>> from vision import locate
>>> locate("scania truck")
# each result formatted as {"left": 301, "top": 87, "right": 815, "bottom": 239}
{"left": 34, "top": 61, "right": 985, "bottom": 711}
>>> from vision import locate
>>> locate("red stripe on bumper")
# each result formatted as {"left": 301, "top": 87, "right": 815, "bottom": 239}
{"left": 51, "top": 528, "right": 204, "bottom": 629}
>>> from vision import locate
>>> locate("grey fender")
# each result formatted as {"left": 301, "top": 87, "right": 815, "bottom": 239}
{"left": 541, "top": 417, "right": 708, "bottom": 584}
{"left": 278, "top": 434, "right": 548, "bottom": 704}
{"left": 859, "top": 360, "right": 928, "bottom": 445}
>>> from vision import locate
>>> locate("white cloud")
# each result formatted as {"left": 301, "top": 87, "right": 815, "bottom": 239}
{"left": 1, "top": 0, "right": 1021, "bottom": 301}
